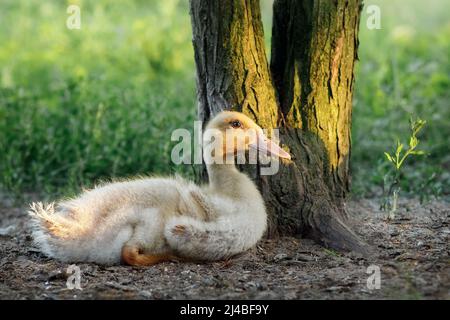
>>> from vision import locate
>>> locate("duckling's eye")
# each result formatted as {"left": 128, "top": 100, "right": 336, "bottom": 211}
{"left": 230, "top": 120, "right": 242, "bottom": 129}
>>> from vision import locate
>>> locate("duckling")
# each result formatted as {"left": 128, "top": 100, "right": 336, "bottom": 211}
{"left": 28, "top": 111, "right": 291, "bottom": 265}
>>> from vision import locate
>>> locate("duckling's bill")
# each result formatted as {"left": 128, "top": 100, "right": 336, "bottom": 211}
{"left": 249, "top": 133, "right": 291, "bottom": 160}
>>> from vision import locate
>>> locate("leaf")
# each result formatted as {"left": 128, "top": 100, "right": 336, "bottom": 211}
{"left": 410, "top": 150, "right": 426, "bottom": 155}
{"left": 384, "top": 152, "right": 394, "bottom": 163}
{"left": 409, "top": 136, "right": 418, "bottom": 148}
{"left": 411, "top": 118, "right": 426, "bottom": 135}
{"left": 395, "top": 141, "right": 404, "bottom": 158}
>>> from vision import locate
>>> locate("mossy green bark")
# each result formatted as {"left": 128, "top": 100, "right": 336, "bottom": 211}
{"left": 271, "top": 0, "right": 362, "bottom": 199}
{"left": 190, "top": 0, "right": 277, "bottom": 129}
{"left": 190, "top": 0, "right": 369, "bottom": 254}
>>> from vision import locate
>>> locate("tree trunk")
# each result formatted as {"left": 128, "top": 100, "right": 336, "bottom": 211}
{"left": 189, "top": 0, "right": 369, "bottom": 255}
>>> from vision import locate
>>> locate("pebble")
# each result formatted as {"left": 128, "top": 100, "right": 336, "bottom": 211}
{"left": 273, "top": 253, "right": 289, "bottom": 262}
{"left": 0, "top": 225, "right": 15, "bottom": 236}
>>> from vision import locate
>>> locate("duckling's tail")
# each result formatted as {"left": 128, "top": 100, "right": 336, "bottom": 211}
{"left": 28, "top": 202, "right": 92, "bottom": 260}
{"left": 164, "top": 215, "right": 266, "bottom": 261}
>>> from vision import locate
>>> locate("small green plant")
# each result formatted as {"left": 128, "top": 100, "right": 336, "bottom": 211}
{"left": 381, "top": 117, "right": 427, "bottom": 219}
{"left": 323, "top": 248, "right": 341, "bottom": 257}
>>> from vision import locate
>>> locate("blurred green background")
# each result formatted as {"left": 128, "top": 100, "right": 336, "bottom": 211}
{"left": 0, "top": 0, "right": 448, "bottom": 200}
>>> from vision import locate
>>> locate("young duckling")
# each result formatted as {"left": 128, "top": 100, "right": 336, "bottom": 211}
{"left": 29, "top": 111, "right": 291, "bottom": 265}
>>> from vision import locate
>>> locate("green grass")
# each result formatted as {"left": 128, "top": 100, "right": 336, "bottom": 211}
{"left": 352, "top": 0, "right": 450, "bottom": 199}
{"left": 0, "top": 0, "right": 197, "bottom": 198}
{"left": 0, "top": 0, "right": 448, "bottom": 200}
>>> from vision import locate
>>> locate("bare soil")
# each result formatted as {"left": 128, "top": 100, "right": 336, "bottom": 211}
{"left": 0, "top": 193, "right": 448, "bottom": 300}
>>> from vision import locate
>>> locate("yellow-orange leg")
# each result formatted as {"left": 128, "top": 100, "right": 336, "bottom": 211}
{"left": 121, "top": 246, "right": 175, "bottom": 266}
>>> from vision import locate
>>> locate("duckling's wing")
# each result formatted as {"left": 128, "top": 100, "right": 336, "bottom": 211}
{"left": 188, "top": 190, "right": 217, "bottom": 221}
{"left": 177, "top": 187, "right": 217, "bottom": 222}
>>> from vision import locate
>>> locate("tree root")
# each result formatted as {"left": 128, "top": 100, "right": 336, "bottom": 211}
{"left": 307, "top": 209, "right": 374, "bottom": 257}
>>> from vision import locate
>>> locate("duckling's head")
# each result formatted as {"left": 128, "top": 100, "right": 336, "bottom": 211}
{"left": 203, "top": 111, "right": 291, "bottom": 162}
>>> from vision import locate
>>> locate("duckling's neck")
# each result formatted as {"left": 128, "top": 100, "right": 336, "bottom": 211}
{"left": 206, "top": 163, "right": 260, "bottom": 200}
{"left": 206, "top": 163, "right": 238, "bottom": 188}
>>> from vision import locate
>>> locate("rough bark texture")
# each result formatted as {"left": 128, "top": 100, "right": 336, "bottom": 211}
{"left": 189, "top": 0, "right": 369, "bottom": 255}
{"left": 271, "top": 0, "right": 360, "bottom": 198}
{"left": 190, "top": 0, "right": 278, "bottom": 129}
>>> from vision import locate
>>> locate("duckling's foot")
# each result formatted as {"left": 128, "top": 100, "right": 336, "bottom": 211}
{"left": 121, "top": 245, "right": 174, "bottom": 266}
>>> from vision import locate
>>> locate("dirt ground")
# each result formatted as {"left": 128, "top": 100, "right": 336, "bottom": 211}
{"left": 0, "top": 193, "right": 448, "bottom": 300}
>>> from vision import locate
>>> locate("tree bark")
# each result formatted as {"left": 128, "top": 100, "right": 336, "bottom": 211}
{"left": 189, "top": 0, "right": 369, "bottom": 255}
{"left": 190, "top": 0, "right": 278, "bottom": 129}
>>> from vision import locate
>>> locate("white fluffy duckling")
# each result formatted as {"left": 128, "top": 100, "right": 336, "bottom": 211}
{"left": 29, "top": 111, "right": 291, "bottom": 266}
